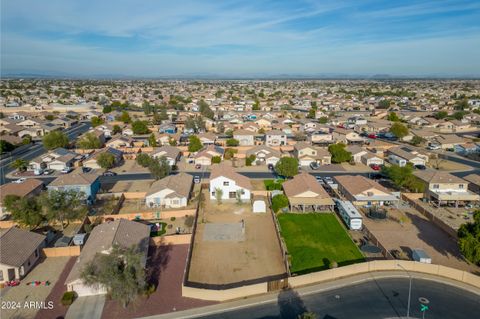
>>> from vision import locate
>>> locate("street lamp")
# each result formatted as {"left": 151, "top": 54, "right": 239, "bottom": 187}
{"left": 397, "top": 263, "right": 412, "bottom": 319}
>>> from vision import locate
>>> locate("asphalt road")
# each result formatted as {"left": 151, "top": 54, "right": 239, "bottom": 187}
{"left": 0, "top": 123, "right": 91, "bottom": 184}
{"left": 196, "top": 278, "right": 480, "bottom": 319}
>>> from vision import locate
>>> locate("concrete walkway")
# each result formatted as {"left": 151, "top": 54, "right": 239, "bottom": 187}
{"left": 140, "top": 271, "right": 480, "bottom": 319}
{"left": 66, "top": 295, "right": 105, "bottom": 319}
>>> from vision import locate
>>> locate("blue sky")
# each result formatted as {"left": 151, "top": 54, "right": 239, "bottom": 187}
{"left": 1, "top": 0, "right": 480, "bottom": 77}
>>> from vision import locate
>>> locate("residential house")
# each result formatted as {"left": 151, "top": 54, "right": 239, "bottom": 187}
{"left": 294, "top": 142, "right": 331, "bottom": 166}
{"left": 334, "top": 175, "right": 399, "bottom": 206}
{"left": 255, "top": 118, "right": 272, "bottom": 129}
{"left": 386, "top": 147, "right": 428, "bottom": 167}
{"left": 29, "top": 148, "right": 78, "bottom": 172}
{"left": 454, "top": 142, "right": 480, "bottom": 155}
{"left": 311, "top": 130, "right": 334, "bottom": 145}
{"left": 361, "top": 152, "right": 385, "bottom": 166}
{"left": 51, "top": 117, "right": 77, "bottom": 129}
{"left": 246, "top": 145, "right": 282, "bottom": 166}
{"left": 282, "top": 172, "right": 335, "bottom": 212}
{"left": 209, "top": 164, "right": 252, "bottom": 202}
{"left": 83, "top": 148, "right": 123, "bottom": 169}
{"left": 0, "top": 179, "right": 44, "bottom": 220}
{"left": 106, "top": 136, "right": 134, "bottom": 149}
{"left": 0, "top": 227, "right": 46, "bottom": 283}
{"left": 158, "top": 123, "right": 177, "bottom": 134}
{"left": 233, "top": 129, "right": 255, "bottom": 146}
{"left": 194, "top": 145, "right": 224, "bottom": 166}
{"left": 198, "top": 132, "right": 216, "bottom": 145}
{"left": 463, "top": 174, "right": 480, "bottom": 195}
{"left": 414, "top": 171, "right": 479, "bottom": 207}
{"left": 145, "top": 173, "right": 193, "bottom": 208}
{"left": 265, "top": 130, "right": 287, "bottom": 147}
{"left": 151, "top": 146, "right": 181, "bottom": 166}
{"left": 346, "top": 145, "right": 368, "bottom": 163}
{"left": 48, "top": 173, "right": 100, "bottom": 204}
{"left": 332, "top": 128, "right": 365, "bottom": 145}
{"left": 66, "top": 219, "right": 150, "bottom": 296}
{"left": 430, "top": 134, "right": 464, "bottom": 150}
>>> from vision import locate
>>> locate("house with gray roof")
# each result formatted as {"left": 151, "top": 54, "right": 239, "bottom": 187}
{"left": 145, "top": 173, "right": 193, "bottom": 208}
{"left": 0, "top": 227, "right": 46, "bottom": 283}
{"left": 65, "top": 219, "right": 150, "bottom": 296}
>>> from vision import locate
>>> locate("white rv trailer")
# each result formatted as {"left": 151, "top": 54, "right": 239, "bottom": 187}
{"left": 334, "top": 199, "right": 363, "bottom": 230}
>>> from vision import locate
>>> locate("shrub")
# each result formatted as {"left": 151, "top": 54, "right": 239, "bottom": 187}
{"left": 61, "top": 291, "right": 76, "bottom": 306}
{"left": 170, "top": 217, "right": 176, "bottom": 222}
{"left": 144, "top": 283, "right": 156, "bottom": 297}
{"left": 211, "top": 156, "right": 221, "bottom": 164}
{"left": 329, "top": 260, "right": 338, "bottom": 269}
{"left": 272, "top": 194, "right": 289, "bottom": 212}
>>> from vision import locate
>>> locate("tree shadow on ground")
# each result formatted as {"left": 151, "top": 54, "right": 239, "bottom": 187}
{"left": 146, "top": 242, "right": 173, "bottom": 287}
{"left": 277, "top": 288, "right": 308, "bottom": 318}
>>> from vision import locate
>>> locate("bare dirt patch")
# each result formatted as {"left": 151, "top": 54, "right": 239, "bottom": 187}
{"left": 187, "top": 192, "right": 287, "bottom": 285}
{"left": 362, "top": 206, "right": 479, "bottom": 273}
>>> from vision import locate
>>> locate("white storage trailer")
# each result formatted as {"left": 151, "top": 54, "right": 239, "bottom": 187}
{"left": 334, "top": 199, "right": 363, "bottom": 230}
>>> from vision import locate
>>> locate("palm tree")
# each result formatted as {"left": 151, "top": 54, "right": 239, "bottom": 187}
{"left": 10, "top": 159, "right": 29, "bottom": 172}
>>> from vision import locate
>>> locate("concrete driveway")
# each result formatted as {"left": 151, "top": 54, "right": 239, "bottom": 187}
{"left": 66, "top": 295, "right": 105, "bottom": 319}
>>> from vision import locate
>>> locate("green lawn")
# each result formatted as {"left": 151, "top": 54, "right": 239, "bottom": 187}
{"left": 263, "top": 179, "right": 285, "bottom": 190}
{"left": 278, "top": 213, "right": 365, "bottom": 274}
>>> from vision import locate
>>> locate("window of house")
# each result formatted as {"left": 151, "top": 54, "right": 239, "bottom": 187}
{"left": 223, "top": 181, "right": 229, "bottom": 186}
{"left": 35, "top": 249, "right": 38, "bottom": 258}
{"left": 459, "top": 184, "right": 464, "bottom": 189}
{"left": 229, "top": 191, "right": 236, "bottom": 198}
{"left": 0, "top": 270, "right": 3, "bottom": 281}
{"left": 433, "top": 184, "right": 439, "bottom": 189}
{"left": 211, "top": 192, "right": 215, "bottom": 197}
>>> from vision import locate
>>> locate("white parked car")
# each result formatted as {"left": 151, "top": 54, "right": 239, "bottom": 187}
{"left": 60, "top": 167, "right": 73, "bottom": 174}
{"left": 13, "top": 178, "right": 26, "bottom": 184}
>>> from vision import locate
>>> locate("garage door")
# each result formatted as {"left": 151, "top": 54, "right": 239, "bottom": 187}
{"left": 72, "top": 284, "right": 106, "bottom": 297}
{"left": 49, "top": 163, "right": 66, "bottom": 171}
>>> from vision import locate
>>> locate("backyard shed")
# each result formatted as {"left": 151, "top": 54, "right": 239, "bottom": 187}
{"left": 252, "top": 196, "right": 267, "bottom": 213}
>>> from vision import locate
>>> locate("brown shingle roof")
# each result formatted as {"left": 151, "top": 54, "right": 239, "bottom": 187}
{"left": 49, "top": 172, "right": 99, "bottom": 187}
{"left": 146, "top": 172, "right": 193, "bottom": 197}
{"left": 334, "top": 175, "right": 391, "bottom": 195}
{"left": 414, "top": 171, "right": 466, "bottom": 184}
{"left": 283, "top": 172, "right": 331, "bottom": 199}
{"left": 0, "top": 227, "right": 45, "bottom": 267}
{"left": 463, "top": 173, "right": 480, "bottom": 186}
{"left": 0, "top": 179, "right": 43, "bottom": 203}
{"left": 210, "top": 164, "right": 252, "bottom": 190}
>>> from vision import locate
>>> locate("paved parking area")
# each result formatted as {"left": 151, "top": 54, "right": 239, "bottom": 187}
{"left": 0, "top": 257, "right": 72, "bottom": 319}
{"left": 66, "top": 295, "right": 105, "bottom": 319}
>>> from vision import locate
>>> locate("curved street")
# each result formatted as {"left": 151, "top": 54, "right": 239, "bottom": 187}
{"left": 183, "top": 277, "right": 480, "bottom": 319}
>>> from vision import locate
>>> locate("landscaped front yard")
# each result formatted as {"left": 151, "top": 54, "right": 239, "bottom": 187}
{"left": 278, "top": 213, "right": 364, "bottom": 274}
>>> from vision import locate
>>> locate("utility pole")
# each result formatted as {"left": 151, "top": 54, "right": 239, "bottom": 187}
{"left": 397, "top": 263, "right": 412, "bottom": 318}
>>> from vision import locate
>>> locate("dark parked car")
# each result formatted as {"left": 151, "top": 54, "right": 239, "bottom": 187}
{"left": 82, "top": 166, "right": 92, "bottom": 173}
{"left": 414, "top": 164, "right": 427, "bottom": 170}
{"left": 310, "top": 162, "right": 320, "bottom": 170}
{"left": 103, "top": 171, "right": 117, "bottom": 176}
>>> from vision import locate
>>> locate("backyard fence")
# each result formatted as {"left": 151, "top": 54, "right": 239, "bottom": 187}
{"left": 182, "top": 260, "right": 480, "bottom": 301}
{"left": 42, "top": 246, "right": 81, "bottom": 257}
{"left": 362, "top": 225, "right": 395, "bottom": 260}
{"left": 268, "top": 193, "right": 291, "bottom": 276}
{"left": 401, "top": 193, "right": 458, "bottom": 239}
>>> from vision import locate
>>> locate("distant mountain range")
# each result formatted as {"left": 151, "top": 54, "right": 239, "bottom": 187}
{"left": 2, "top": 70, "right": 479, "bottom": 80}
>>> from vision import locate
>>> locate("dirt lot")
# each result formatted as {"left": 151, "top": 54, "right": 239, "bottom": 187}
{"left": 187, "top": 192, "right": 287, "bottom": 285}
{"left": 101, "top": 244, "right": 214, "bottom": 319}
{"left": 362, "top": 206, "right": 479, "bottom": 274}
{"left": 0, "top": 257, "right": 72, "bottom": 319}
{"left": 103, "top": 180, "right": 153, "bottom": 193}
